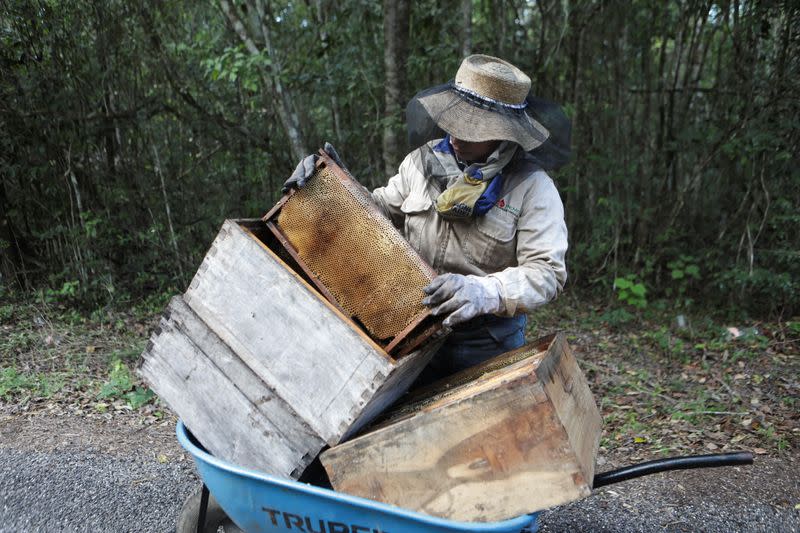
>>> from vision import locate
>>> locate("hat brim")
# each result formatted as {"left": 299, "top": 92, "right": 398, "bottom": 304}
{"left": 414, "top": 86, "right": 549, "bottom": 152}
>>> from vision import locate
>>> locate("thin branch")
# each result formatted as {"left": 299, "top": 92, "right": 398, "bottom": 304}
{"left": 151, "top": 142, "right": 185, "bottom": 282}
{"left": 627, "top": 87, "right": 747, "bottom": 95}
{"left": 752, "top": 154, "right": 771, "bottom": 246}
{"left": 218, "top": 0, "right": 307, "bottom": 160}
{"left": 137, "top": 5, "right": 260, "bottom": 145}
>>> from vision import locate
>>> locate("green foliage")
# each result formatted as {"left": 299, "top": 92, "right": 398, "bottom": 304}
{"left": 0, "top": 304, "right": 13, "bottom": 323}
{"left": 667, "top": 256, "right": 700, "bottom": 282}
{"left": 36, "top": 280, "right": 81, "bottom": 304}
{"left": 0, "top": 368, "right": 33, "bottom": 399}
{"left": 132, "top": 291, "right": 175, "bottom": 318}
{"left": 713, "top": 266, "right": 799, "bottom": 318}
{"left": 201, "top": 45, "right": 268, "bottom": 91}
{"left": 0, "top": 368, "right": 65, "bottom": 400}
{"left": 665, "top": 255, "right": 701, "bottom": 308}
{"left": 614, "top": 275, "right": 648, "bottom": 309}
{"left": 643, "top": 327, "right": 689, "bottom": 362}
{"left": 97, "top": 360, "right": 155, "bottom": 409}
{"left": 125, "top": 386, "right": 156, "bottom": 410}
{"left": 599, "top": 307, "right": 635, "bottom": 327}
{"left": 0, "top": 0, "right": 797, "bottom": 319}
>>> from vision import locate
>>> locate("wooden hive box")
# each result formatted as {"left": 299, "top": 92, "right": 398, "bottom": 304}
{"left": 138, "top": 218, "right": 442, "bottom": 479}
{"left": 319, "top": 333, "right": 602, "bottom": 523}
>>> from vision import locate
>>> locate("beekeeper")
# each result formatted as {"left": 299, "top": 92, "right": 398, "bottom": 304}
{"left": 284, "top": 55, "right": 570, "bottom": 382}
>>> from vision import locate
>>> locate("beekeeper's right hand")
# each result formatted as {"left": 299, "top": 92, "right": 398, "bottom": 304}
{"left": 281, "top": 142, "right": 344, "bottom": 193}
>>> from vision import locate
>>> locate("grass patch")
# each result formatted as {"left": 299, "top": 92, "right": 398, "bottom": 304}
{"left": 0, "top": 297, "right": 159, "bottom": 413}
{"left": 97, "top": 360, "right": 155, "bottom": 409}
{"left": 0, "top": 367, "right": 66, "bottom": 399}
{"left": 532, "top": 296, "right": 800, "bottom": 457}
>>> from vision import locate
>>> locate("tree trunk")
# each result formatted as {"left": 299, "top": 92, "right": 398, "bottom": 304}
{"left": 219, "top": 0, "right": 308, "bottom": 162}
{"left": 0, "top": 177, "right": 27, "bottom": 288}
{"left": 151, "top": 142, "right": 185, "bottom": 282}
{"left": 382, "top": 0, "right": 410, "bottom": 176}
{"left": 460, "top": 0, "right": 472, "bottom": 58}
{"left": 311, "top": 0, "right": 343, "bottom": 145}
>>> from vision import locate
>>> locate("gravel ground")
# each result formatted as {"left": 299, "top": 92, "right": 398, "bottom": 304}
{"left": 0, "top": 412, "right": 198, "bottom": 533}
{"left": 0, "top": 413, "right": 797, "bottom": 532}
{"left": 539, "top": 458, "right": 799, "bottom": 532}
{"left": 0, "top": 448, "right": 196, "bottom": 533}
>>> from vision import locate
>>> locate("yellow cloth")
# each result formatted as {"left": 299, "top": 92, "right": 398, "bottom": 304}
{"left": 434, "top": 141, "right": 517, "bottom": 220}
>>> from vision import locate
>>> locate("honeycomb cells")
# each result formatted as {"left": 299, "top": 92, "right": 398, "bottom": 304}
{"left": 277, "top": 164, "right": 435, "bottom": 341}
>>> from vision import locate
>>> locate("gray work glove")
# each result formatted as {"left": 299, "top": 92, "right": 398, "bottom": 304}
{"left": 281, "top": 142, "right": 345, "bottom": 193}
{"left": 422, "top": 273, "right": 505, "bottom": 328}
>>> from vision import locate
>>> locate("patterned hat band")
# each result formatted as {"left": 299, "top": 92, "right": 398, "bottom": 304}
{"left": 450, "top": 83, "right": 529, "bottom": 112}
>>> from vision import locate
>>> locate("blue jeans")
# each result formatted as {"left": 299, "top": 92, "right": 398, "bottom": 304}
{"left": 413, "top": 314, "right": 527, "bottom": 387}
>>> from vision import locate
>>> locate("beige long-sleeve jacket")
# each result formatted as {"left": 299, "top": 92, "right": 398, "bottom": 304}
{"left": 371, "top": 139, "right": 568, "bottom": 316}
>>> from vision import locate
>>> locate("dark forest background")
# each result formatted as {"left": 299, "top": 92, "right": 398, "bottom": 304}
{"left": 1, "top": 0, "right": 798, "bottom": 318}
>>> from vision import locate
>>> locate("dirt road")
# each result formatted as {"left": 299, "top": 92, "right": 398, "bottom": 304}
{"left": 1, "top": 412, "right": 797, "bottom": 532}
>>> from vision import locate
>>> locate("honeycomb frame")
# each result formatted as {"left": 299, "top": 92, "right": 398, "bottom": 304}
{"left": 263, "top": 150, "right": 442, "bottom": 356}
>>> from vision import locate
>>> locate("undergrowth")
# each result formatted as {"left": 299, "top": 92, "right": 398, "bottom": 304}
{"left": 2, "top": 289, "right": 798, "bottom": 457}
{"left": 0, "top": 295, "right": 162, "bottom": 412}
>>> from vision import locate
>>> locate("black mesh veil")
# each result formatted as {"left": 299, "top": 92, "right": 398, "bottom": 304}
{"left": 405, "top": 85, "right": 448, "bottom": 150}
{"left": 522, "top": 95, "right": 572, "bottom": 171}
{"left": 406, "top": 82, "right": 572, "bottom": 171}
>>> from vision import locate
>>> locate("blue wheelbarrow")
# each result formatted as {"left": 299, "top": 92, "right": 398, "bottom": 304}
{"left": 176, "top": 420, "right": 753, "bottom": 533}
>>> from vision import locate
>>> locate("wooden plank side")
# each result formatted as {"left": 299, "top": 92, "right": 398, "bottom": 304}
{"left": 183, "top": 219, "right": 396, "bottom": 443}
{"left": 536, "top": 333, "right": 603, "bottom": 486}
{"left": 401, "top": 336, "right": 553, "bottom": 406}
{"left": 138, "top": 313, "right": 309, "bottom": 477}
{"left": 343, "top": 337, "right": 443, "bottom": 440}
{"left": 320, "top": 357, "right": 592, "bottom": 522}
{"left": 164, "top": 295, "right": 324, "bottom": 474}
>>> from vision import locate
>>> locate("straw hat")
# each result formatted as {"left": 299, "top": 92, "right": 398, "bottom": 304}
{"left": 409, "top": 55, "right": 550, "bottom": 152}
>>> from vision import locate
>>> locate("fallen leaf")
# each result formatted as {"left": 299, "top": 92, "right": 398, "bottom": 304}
{"left": 753, "top": 448, "right": 768, "bottom": 455}
{"left": 741, "top": 418, "right": 753, "bottom": 427}
{"left": 157, "top": 454, "right": 168, "bottom": 464}
{"left": 85, "top": 345, "right": 96, "bottom": 353}
{"left": 705, "top": 442, "right": 719, "bottom": 450}
{"left": 730, "top": 435, "right": 746, "bottom": 443}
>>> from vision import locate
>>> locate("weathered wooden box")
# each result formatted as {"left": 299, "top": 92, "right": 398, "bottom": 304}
{"left": 319, "top": 333, "right": 602, "bottom": 522}
{"left": 138, "top": 218, "right": 441, "bottom": 478}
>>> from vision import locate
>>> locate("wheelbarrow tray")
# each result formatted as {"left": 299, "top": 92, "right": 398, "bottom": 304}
{"left": 177, "top": 421, "right": 539, "bottom": 533}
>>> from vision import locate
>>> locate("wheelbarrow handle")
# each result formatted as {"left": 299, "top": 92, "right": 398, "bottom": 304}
{"left": 592, "top": 451, "right": 754, "bottom": 489}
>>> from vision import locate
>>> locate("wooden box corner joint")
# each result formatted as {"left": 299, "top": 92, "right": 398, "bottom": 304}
{"left": 138, "top": 215, "right": 443, "bottom": 480}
